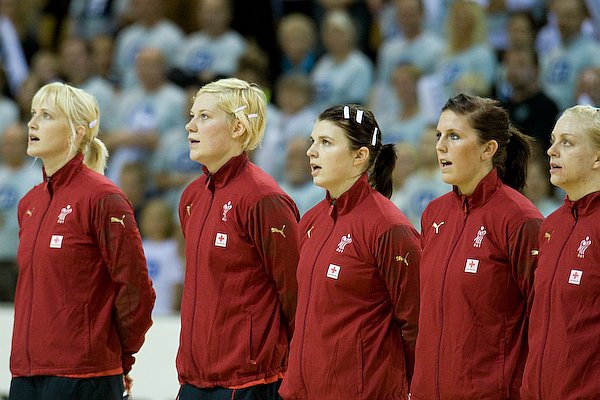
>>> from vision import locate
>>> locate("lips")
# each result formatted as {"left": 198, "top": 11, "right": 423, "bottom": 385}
{"left": 549, "top": 162, "right": 561, "bottom": 173}
{"left": 439, "top": 159, "right": 452, "bottom": 169}
{"left": 310, "top": 163, "right": 321, "bottom": 175}
{"left": 28, "top": 134, "right": 40, "bottom": 142}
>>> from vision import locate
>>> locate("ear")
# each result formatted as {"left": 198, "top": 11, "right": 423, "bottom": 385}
{"left": 481, "top": 140, "right": 498, "bottom": 161}
{"left": 75, "top": 125, "right": 86, "bottom": 143}
{"left": 592, "top": 150, "right": 600, "bottom": 170}
{"left": 231, "top": 119, "right": 246, "bottom": 140}
{"left": 353, "top": 146, "right": 370, "bottom": 167}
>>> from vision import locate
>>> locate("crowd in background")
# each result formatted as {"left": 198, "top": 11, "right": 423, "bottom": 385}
{"left": 1, "top": 0, "right": 600, "bottom": 314}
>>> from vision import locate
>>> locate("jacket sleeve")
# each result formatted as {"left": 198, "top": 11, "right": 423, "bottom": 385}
{"left": 249, "top": 194, "right": 300, "bottom": 338}
{"left": 509, "top": 217, "right": 543, "bottom": 309}
{"left": 375, "top": 224, "right": 421, "bottom": 380}
{"left": 94, "top": 193, "right": 156, "bottom": 374}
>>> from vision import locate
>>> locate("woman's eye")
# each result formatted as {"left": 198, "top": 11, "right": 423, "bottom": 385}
{"left": 450, "top": 133, "right": 459, "bottom": 140}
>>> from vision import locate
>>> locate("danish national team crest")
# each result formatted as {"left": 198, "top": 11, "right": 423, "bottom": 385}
{"left": 57, "top": 205, "right": 73, "bottom": 224}
{"left": 577, "top": 236, "right": 591, "bottom": 259}
{"left": 215, "top": 232, "right": 228, "bottom": 248}
{"left": 568, "top": 269, "right": 583, "bottom": 285}
{"left": 473, "top": 226, "right": 487, "bottom": 248}
{"left": 464, "top": 258, "right": 479, "bottom": 274}
{"left": 222, "top": 201, "right": 233, "bottom": 221}
{"left": 336, "top": 234, "right": 352, "bottom": 253}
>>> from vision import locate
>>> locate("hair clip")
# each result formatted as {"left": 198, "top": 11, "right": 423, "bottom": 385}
{"left": 248, "top": 113, "right": 258, "bottom": 119}
{"left": 88, "top": 119, "right": 98, "bottom": 129}
{"left": 343, "top": 105, "right": 350, "bottom": 119}
{"left": 233, "top": 105, "right": 247, "bottom": 113}
{"left": 371, "top": 127, "right": 378, "bottom": 146}
{"left": 356, "top": 110, "right": 364, "bottom": 124}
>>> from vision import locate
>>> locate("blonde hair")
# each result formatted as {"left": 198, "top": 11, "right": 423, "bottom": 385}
{"left": 560, "top": 105, "right": 600, "bottom": 148}
{"left": 277, "top": 13, "right": 317, "bottom": 47}
{"left": 32, "top": 82, "right": 108, "bottom": 173}
{"left": 196, "top": 77, "right": 267, "bottom": 151}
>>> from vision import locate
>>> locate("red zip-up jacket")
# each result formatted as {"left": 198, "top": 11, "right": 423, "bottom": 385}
{"left": 521, "top": 191, "right": 600, "bottom": 399}
{"left": 279, "top": 173, "right": 421, "bottom": 400}
{"left": 11, "top": 155, "right": 155, "bottom": 377}
{"left": 411, "top": 169, "right": 543, "bottom": 400}
{"left": 177, "top": 153, "right": 299, "bottom": 389}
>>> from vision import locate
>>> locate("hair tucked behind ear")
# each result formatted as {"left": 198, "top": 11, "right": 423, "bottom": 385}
{"left": 370, "top": 144, "right": 397, "bottom": 198}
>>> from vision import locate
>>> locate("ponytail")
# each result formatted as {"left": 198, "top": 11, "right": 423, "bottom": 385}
{"left": 83, "top": 137, "right": 109, "bottom": 174}
{"left": 370, "top": 143, "right": 397, "bottom": 199}
{"left": 496, "top": 125, "right": 531, "bottom": 192}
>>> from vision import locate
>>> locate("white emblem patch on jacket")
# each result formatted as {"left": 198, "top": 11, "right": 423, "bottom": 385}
{"left": 327, "top": 264, "right": 341, "bottom": 279}
{"left": 57, "top": 205, "right": 73, "bottom": 224}
{"left": 473, "top": 226, "right": 487, "bottom": 248}
{"left": 577, "top": 236, "right": 591, "bottom": 258}
{"left": 568, "top": 269, "right": 583, "bottom": 285}
{"left": 50, "top": 235, "right": 64, "bottom": 249}
{"left": 464, "top": 258, "right": 479, "bottom": 274}
{"left": 336, "top": 234, "right": 352, "bottom": 253}
{"left": 215, "top": 232, "right": 228, "bottom": 247}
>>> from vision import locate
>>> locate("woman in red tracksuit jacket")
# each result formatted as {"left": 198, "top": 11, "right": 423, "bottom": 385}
{"left": 410, "top": 94, "right": 543, "bottom": 400}
{"left": 521, "top": 105, "right": 600, "bottom": 399}
{"left": 279, "top": 104, "right": 421, "bottom": 400}
{"left": 177, "top": 78, "right": 300, "bottom": 400}
{"left": 9, "top": 82, "right": 155, "bottom": 400}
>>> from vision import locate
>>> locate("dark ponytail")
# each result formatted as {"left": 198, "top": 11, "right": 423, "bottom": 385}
{"left": 498, "top": 125, "right": 531, "bottom": 191}
{"left": 370, "top": 144, "right": 397, "bottom": 198}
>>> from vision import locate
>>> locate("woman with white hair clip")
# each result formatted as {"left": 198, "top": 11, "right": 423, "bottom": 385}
{"left": 9, "top": 82, "right": 155, "bottom": 400}
{"left": 522, "top": 105, "right": 600, "bottom": 399}
{"left": 177, "top": 77, "right": 300, "bottom": 400}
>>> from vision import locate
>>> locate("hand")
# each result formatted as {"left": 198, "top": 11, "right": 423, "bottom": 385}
{"left": 123, "top": 374, "right": 133, "bottom": 397}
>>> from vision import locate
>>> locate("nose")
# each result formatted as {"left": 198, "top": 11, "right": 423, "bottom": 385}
{"left": 547, "top": 141, "right": 557, "bottom": 157}
{"left": 185, "top": 118, "right": 195, "bottom": 133}
{"left": 435, "top": 136, "right": 446, "bottom": 153}
{"left": 27, "top": 115, "right": 37, "bottom": 130}
{"left": 306, "top": 141, "right": 317, "bottom": 158}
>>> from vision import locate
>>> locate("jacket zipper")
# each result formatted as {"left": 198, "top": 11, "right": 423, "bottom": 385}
{"left": 536, "top": 217, "right": 576, "bottom": 399}
{"left": 299, "top": 199, "right": 336, "bottom": 397}
{"left": 26, "top": 177, "right": 54, "bottom": 373}
{"left": 189, "top": 175, "right": 215, "bottom": 375}
{"left": 435, "top": 208, "right": 468, "bottom": 400}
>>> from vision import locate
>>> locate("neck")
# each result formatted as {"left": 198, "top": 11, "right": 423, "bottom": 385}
{"left": 457, "top": 165, "right": 492, "bottom": 196}
{"left": 326, "top": 172, "right": 362, "bottom": 200}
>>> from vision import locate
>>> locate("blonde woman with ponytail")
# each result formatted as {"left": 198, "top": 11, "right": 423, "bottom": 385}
{"left": 9, "top": 82, "right": 155, "bottom": 400}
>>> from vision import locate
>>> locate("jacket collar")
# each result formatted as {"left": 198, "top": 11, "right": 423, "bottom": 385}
{"left": 565, "top": 191, "right": 600, "bottom": 220}
{"left": 202, "top": 153, "right": 248, "bottom": 189}
{"left": 43, "top": 154, "right": 85, "bottom": 191}
{"left": 453, "top": 168, "right": 501, "bottom": 214}
{"left": 326, "top": 173, "right": 371, "bottom": 217}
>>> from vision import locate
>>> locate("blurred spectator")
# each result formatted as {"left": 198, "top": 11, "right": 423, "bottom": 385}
{"left": 577, "top": 66, "right": 600, "bottom": 106}
{"left": 118, "top": 161, "right": 156, "bottom": 222}
{"left": 376, "top": 0, "right": 444, "bottom": 83}
{"left": 0, "top": 69, "right": 18, "bottom": 133}
{"left": 66, "top": 0, "right": 128, "bottom": 39}
{"left": 140, "top": 198, "right": 184, "bottom": 315}
{"left": 58, "top": 36, "right": 116, "bottom": 130}
{"left": 15, "top": 73, "right": 42, "bottom": 122}
{"left": 485, "top": 0, "right": 545, "bottom": 52}
{"left": 540, "top": 0, "right": 600, "bottom": 111}
{"left": 112, "top": 0, "right": 184, "bottom": 89}
{"left": 500, "top": 47, "right": 559, "bottom": 155}
{"left": 279, "top": 136, "right": 324, "bottom": 215}
{"left": 90, "top": 34, "right": 117, "bottom": 83}
{"left": 311, "top": 9, "right": 374, "bottom": 110}
{"left": 0, "top": 0, "right": 29, "bottom": 97}
{"left": 371, "top": 0, "right": 445, "bottom": 118}
{"left": 276, "top": 13, "right": 319, "bottom": 77}
{"left": 390, "top": 141, "right": 418, "bottom": 200}
{"left": 436, "top": 0, "right": 497, "bottom": 99}
{"left": 377, "top": 63, "right": 428, "bottom": 145}
{"left": 506, "top": 11, "right": 538, "bottom": 52}
{"left": 0, "top": 123, "right": 41, "bottom": 302}
{"left": 255, "top": 73, "right": 317, "bottom": 183}
{"left": 524, "top": 154, "right": 561, "bottom": 216}
{"left": 0, "top": 0, "right": 39, "bottom": 65}
{"left": 104, "top": 47, "right": 186, "bottom": 185}
{"left": 30, "top": 49, "right": 60, "bottom": 85}
{"left": 172, "top": 0, "right": 247, "bottom": 86}
{"left": 392, "top": 126, "right": 450, "bottom": 229}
